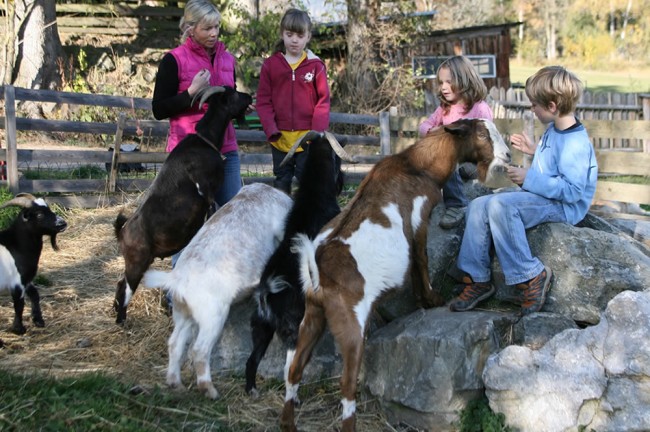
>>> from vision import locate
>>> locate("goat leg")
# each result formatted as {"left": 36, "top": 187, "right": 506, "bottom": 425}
{"left": 245, "top": 315, "right": 276, "bottom": 396}
{"left": 25, "top": 283, "right": 44, "bottom": 327}
{"left": 412, "top": 234, "right": 444, "bottom": 308}
{"left": 10, "top": 285, "right": 27, "bottom": 335}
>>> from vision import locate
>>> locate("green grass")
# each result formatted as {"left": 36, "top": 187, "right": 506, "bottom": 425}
{"left": 0, "top": 371, "right": 238, "bottom": 431}
{"left": 509, "top": 63, "right": 650, "bottom": 93}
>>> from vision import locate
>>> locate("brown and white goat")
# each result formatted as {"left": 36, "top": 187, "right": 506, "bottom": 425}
{"left": 279, "top": 119, "right": 511, "bottom": 432}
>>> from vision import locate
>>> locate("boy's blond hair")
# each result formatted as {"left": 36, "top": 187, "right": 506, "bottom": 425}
{"left": 436, "top": 55, "right": 488, "bottom": 115}
{"left": 525, "top": 66, "right": 583, "bottom": 115}
{"left": 180, "top": 0, "right": 221, "bottom": 43}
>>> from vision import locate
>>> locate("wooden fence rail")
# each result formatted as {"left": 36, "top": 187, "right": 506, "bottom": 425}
{"left": 1, "top": 86, "right": 649, "bottom": 207}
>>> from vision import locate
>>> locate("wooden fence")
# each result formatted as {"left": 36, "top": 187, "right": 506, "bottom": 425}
{"left": 1, "top": 85, "right": 650, "bottom": 208}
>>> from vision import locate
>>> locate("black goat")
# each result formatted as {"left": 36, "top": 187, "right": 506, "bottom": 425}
{"left": 113, "top": 86, "right": 252, "bottom": 324}
{"left": 0, "top": 194, "right": 67, "bottom": 335}
{"left": 245, "top": 131, "right": 354, "bottom": 395}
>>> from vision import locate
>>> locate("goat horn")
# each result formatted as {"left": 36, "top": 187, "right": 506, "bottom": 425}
{"left": 279, "top": 131, "right": 320, "bottom": 167}
{"left": 0, "top": 193, "right": 36, "bottom": 209}
{"left": 193, "top": 86, "right": 226, "bottom": 107}
{"left": 324, "top": 132, "right": 358, "bottom": 164}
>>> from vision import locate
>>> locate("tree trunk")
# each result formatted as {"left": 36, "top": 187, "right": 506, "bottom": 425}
{"left": 13, "top": 0, "right": 66, "bottom": 91}
{"left": 344, "top": 0, "right": 380, "bottom": 105}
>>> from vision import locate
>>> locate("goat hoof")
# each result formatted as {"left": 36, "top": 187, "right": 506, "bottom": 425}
{"left": 11, "top": 325, "right": 26, "bottom": 335}
{"left": 198, "top": 382, "right": 219, "bottom": 400}
{"left": 33, "top": 318, "right": 45, "bottom": 327}
{"left": 247, "top": 387, "right": 260, "bottom": 399}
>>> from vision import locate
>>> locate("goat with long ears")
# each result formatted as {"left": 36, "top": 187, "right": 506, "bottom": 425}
{"left": 278, "top": 119, "right": 511, "bottom": 432}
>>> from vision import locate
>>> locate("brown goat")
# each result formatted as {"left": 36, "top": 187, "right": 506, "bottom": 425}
{"left": 279, "top": 119, "right": 511, "bottom": 432}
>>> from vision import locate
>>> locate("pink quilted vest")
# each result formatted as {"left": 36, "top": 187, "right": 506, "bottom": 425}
{"left": 166, "top": 38, "right": 238, "bottom": 153}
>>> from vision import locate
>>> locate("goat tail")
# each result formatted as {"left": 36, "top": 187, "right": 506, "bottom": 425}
{"left": 114, "top": 213, "right": 128, "bottom": 238}
{"left": 290, "top": 233, "right": 320, "bottom": 294}
{"left": 141, "top": 269, "right": 172, "bottom": 292}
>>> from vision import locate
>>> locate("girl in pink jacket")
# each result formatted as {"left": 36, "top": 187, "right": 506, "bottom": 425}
{"left": 419, "top": 55, "right": 493, "bottom": 229}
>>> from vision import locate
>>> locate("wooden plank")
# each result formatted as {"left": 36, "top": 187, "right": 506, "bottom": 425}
{"left": 0, "top": 86, "right": 152, "bottom": 110}
{"left": 58, "top": 26, "right": 177, "bottom": 36}
{"left": 583, "top": 119, "right": 650, "bottom": 141}
{"left": 56, "top": 3, "right": 183, "bottom": 17}
{"left": 18, "top": 179, "right": 108, "bottom": 193}
{"left": 596, "top": 151, "right": 650, "bottom": 176}
{"left": 595, "top": 181, "right": 650, "bottom": 205}
{"left": 108, "top": 114, "right": 126, "bottom": 193}
{"left": 57, "top": 17, "right": 179, "bottom": 32}
{"left": 17, "top": 149, "right": 112, "bottom": 164}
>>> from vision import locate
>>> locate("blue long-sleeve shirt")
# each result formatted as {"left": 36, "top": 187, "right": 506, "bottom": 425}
{"left": 523, "top": 120, "right": 598, "bottom": 225}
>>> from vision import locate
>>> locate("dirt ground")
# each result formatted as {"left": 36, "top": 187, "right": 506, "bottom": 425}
{"left": 0, "top": 198, "right": 407, "bottom": 431}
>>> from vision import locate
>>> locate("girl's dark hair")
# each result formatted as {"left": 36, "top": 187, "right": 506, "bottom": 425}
{"left": 273, "top": 8, "right": 312, "bottom": 53}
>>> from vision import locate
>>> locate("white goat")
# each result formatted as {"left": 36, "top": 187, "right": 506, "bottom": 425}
{"left": 142, "top": 183, "right": 293, "bottom": 399}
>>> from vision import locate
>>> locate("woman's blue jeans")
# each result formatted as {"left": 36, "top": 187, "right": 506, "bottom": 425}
{"left": 171, "top": 151, "right": 242, "bottom": 268}
{"left": 457, "top": 190, "right": 567, "bottom": 285}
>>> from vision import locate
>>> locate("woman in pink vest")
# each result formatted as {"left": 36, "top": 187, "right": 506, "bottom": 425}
{"left": 152, "top": 0, "right": 248, "bottom": 207}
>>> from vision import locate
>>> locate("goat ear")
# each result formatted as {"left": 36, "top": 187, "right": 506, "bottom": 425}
{"left": 443, "top": 119, "right": 471, "bottom": 136}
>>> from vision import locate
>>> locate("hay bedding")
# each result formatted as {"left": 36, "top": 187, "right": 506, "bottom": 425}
{"left": 0, "top": 198, "right": 409, "bottom": 431}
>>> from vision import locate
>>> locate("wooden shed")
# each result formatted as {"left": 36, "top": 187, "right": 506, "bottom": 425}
{"left": 406, "top": 22, "right": 521, "bottom": 89}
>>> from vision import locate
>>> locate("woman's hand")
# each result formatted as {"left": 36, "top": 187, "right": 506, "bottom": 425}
{"left": 506, "top": 165, "right": 528, "bottom": 186}
{"left": 510, "top": 133, "right": 536, "bottom": 155}
{"left": 188, "top": 69, "right": 211, "bottom": 97}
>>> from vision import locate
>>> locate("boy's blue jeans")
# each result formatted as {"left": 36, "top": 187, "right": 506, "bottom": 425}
{"left": 457, "top": 191, "right": 567, "bottom": 286}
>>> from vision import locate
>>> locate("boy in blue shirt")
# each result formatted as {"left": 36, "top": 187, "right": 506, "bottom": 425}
{"left": 450, "top": 66, "right": 598, "bottom": 315}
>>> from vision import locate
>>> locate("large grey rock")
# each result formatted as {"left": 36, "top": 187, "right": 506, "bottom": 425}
{"left": 484, "top": 290, "right": 650, "bottom": 432}
{"left": 363, "top": 308, "right": 515, "bottom": 431}
{"left": 212, "top": 298, "right": 341, "bottom": 383}
{"left": 492, "top": 223, "right": 650, "bottom": 324}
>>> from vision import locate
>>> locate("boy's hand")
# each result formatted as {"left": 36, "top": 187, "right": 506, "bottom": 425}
{"left": 510, "top": 133, "right": 536, "bottom": 155}
{"left": 507, "top": 164, "right": 527, "bottom": 186}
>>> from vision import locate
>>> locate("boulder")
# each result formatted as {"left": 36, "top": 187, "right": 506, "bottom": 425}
{"left": 483, "top": 290, "right": 650, "bottom": 432}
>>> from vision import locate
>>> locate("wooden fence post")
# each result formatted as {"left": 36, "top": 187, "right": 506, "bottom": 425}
{"left": 4, "top": 85, "right": 19, "bottom": 194}
{"left": 522, "top": 110, "right": 535, "bottom": 167}
{"left": 108, "top": 113, "right": 126, "bottom": 193}
{"left": 379, "top": 111, "right": 391, "bottom": 156}
{"left": 641, "top": 94, "right": 650, "bottom": 153}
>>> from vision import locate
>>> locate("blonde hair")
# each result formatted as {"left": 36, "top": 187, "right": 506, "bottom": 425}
{"left": 436, "top": 56, "right": 488, "bottom": 115}
{"left": 179, "top": 0, "right": 221, "bottom": 43}
{"left": 526, "top": 66, "right": 583, "bottom": 115}
{"left": 274, "top": 8, "right": 312, "bottom": 53}
{"left": 525, "top": 66, "right": 583, "bottom": 115}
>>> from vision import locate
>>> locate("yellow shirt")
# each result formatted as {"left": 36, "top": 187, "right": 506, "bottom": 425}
{"left": 272, "top": 51, "right": 309, "bottom": 153}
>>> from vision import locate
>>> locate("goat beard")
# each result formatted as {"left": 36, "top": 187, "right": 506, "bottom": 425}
{"left": 50, "top": 234, "right": 60, "bottom": 251}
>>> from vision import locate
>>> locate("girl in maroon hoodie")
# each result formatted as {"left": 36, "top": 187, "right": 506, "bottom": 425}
{"left": 256, "top": 8, "right": 331, "bottom": 194}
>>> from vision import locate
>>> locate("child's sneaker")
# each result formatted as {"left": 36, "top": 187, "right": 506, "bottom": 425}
{"left": 439, "top": 206, "right": 465, "bottom": 229}
{"left": 517, "top": 266, "right": 553, "bottom": 315}
{"left": 449, "top": 275, "right": 495, "bottom": 312}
